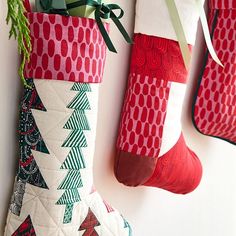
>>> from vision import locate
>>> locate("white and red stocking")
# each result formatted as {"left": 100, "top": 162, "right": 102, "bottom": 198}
{"left": 115, "top": 0, "right": 203, "bottom": 194}
{"left": 4, "top": 1, "right": 131, "bottom": 235}
{"left": 193, "top": 0, "right": 236, "bottom": 144}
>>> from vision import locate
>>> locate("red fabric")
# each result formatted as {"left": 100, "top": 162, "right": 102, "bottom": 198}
{"left": 79, "top": 208, "right": 100, "bottom": 235}
{"left": 193, "top": 2, "right": 236, "bottom": 144}
{"left": 210, "top": 0, "right": 236, "bottom": 9}
{"left": 23, "top": 0, "right": 31, "bottom": 12}
{"left": 144, "top": 133, "right": 202, "bottom": 194}
{"left": 130, "top": 34, "right": 190, "bottom": 84}
{"left": 12, "top": 215, "right": 36, "bottom": 236}
{"left": 24, "top": 13, "right": 108, "bottom": 83}
{"left": 117, "top": 34, "right": 188, "bottom": 159}
{"left": 117, "top": 73, "right": 171, "bottom": 158}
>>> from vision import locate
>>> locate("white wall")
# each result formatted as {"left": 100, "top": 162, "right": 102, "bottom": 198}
{"left": 0, "top": 0, "right": 235, "bottom": 236}
{"left": 0, "top": 0, "right": 21, "bottom": 233}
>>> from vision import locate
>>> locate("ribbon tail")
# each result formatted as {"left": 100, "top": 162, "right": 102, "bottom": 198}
{"left": 196, "top": 0, "right": 223, "bottom": 67}
{"left": 95, "top": 11, "right": 117, "bottom": 53}
{"left": 165, "top": 0, "right": 191, "bottom": 70}
{"left": 110, "top": 12, "right": 133, "bottom": 44}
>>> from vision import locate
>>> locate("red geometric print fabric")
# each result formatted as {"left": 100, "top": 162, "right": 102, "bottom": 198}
{"left": 130, "top": 34, "right": 190, "bottom": 84}
{"left": 117, "top": 73, "right": 171, "bottom": 158}
{"left": 12, "top": 215, "right": 36, "bottom": 236}
{"left": 24, "top": 13, "right": 108, "bottom": 83}
{"left": 193, "top": 1, "right": 236, "bottom": 143}
{"left": 210, "top": 0, "right": 236, "bottom": 9}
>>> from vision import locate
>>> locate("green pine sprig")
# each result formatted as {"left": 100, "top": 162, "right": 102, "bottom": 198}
{"left": 6, "top": 0, "right": 32, "bottom": 88}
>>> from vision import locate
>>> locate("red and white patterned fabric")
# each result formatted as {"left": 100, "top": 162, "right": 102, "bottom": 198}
{"left": 24, "top": 13, "right": 108, "bottom": 83}
{"left": 115, "top": 0, "right": 203, "bottom": 194}
{"left": 210, "top": 0, "right": 236, "bottom": 9}
{"left": 193, "top": 0, "right": 236, "bottom": 144}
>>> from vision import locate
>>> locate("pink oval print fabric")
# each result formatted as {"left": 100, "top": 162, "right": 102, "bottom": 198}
{"left": 193, "top": 0, "right": 236, "bottom": 144}
{"left": 24, "top": 13, "right": 109, "bottom": 83}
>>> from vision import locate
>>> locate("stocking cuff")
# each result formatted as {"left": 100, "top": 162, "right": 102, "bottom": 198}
{"left": 24, "top": 13, "right": 109, "bottom": 83}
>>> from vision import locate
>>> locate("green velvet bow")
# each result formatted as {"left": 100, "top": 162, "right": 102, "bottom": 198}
{"left": 67, "top": 0, "right": 132, "bottom": 53}
{"left": 41, "top": 0, "right": 132, "bottom": 53}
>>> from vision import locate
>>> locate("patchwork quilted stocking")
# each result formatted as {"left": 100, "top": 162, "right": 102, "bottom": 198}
{"left": 4, "top": 1, "right": 131, "bottom": 235}
{"left": 193, "top": 0, "right": 236, "bottom": 144}
{"left": 115, "top": 0, "right": 203, "bottom": 194}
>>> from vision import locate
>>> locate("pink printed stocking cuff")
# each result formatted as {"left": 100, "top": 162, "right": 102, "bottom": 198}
{"left": 24, "top": 13, "right": 109, "bottom": 83}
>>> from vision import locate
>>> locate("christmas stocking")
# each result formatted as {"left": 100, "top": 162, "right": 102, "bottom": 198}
{"left": 193, "top": 0, "right": 236, "bottom": 144}
{"left": 115, "top": 0, "right": 203, "bottom": 194}
{"left": 4, "top": 0, "right": 131, "bottom": 235}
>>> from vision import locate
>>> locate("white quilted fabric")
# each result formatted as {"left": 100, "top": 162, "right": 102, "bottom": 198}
{"left": 159, "top": 82, "right": 187, "bottom": 156}
{"left": 4, "top": 79, "right": 130, "bottom": 236}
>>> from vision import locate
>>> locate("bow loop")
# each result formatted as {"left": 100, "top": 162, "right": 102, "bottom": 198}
{"left": 65, "top": 0, "right": 132, "bottom": 53}
{"left": 106, "top": 4, "right": 124, "bottom": 19}
{"left": 98, "top": 4, "right": 111, "bottom": 19}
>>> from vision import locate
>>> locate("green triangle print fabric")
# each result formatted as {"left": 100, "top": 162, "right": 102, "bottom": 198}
{"left": 60, "top": 148, "right": 86, "bottom": 170}
{"left": 56, "top": 188, "right": 81, "bottom": 205}
{"left": 58, "top": 82, "right": 91, "bottom": 224}
{"left": 63, "top": 203, "right": 74, "bottom": 226}
{"left": 58, "top": 170, "right": 83, "bottom": 189}
{"left": 64, "top": 110, "right": 90, "bottom": 130}
{"left": 67, "top": 92, "right": 91, "bottom": 110}
{"left": 62, "top": 130, "right": 88, "bottom": 148}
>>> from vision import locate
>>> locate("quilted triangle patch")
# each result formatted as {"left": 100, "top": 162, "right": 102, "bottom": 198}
{"left": 62, "top": 130, "right": 87, "bottom": 148}
{"left": 71, "top": 83, "right": 92, "bottom": 92}
{"left": 56, "top": 188, "right": 81, "bottom": 205}
{"left": 12, "top": 215, "right": 36, "bottom": 236}
{"left": 58, "top": 170, "right": 83, "bottom": 189}
{"left": 58, "top": 83, "right": 92, "bottom": 224}
{"left": 67, "top": 92, "right": 91, "bottom": 110}
{"left": 60, "top": 148, "right": 86, "bottom": 170}
{"left": 64, "top": 110, "right": 90, "bottom": 130}
{"left": 79, "top": 208, "right": 100, "bottom": 236}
